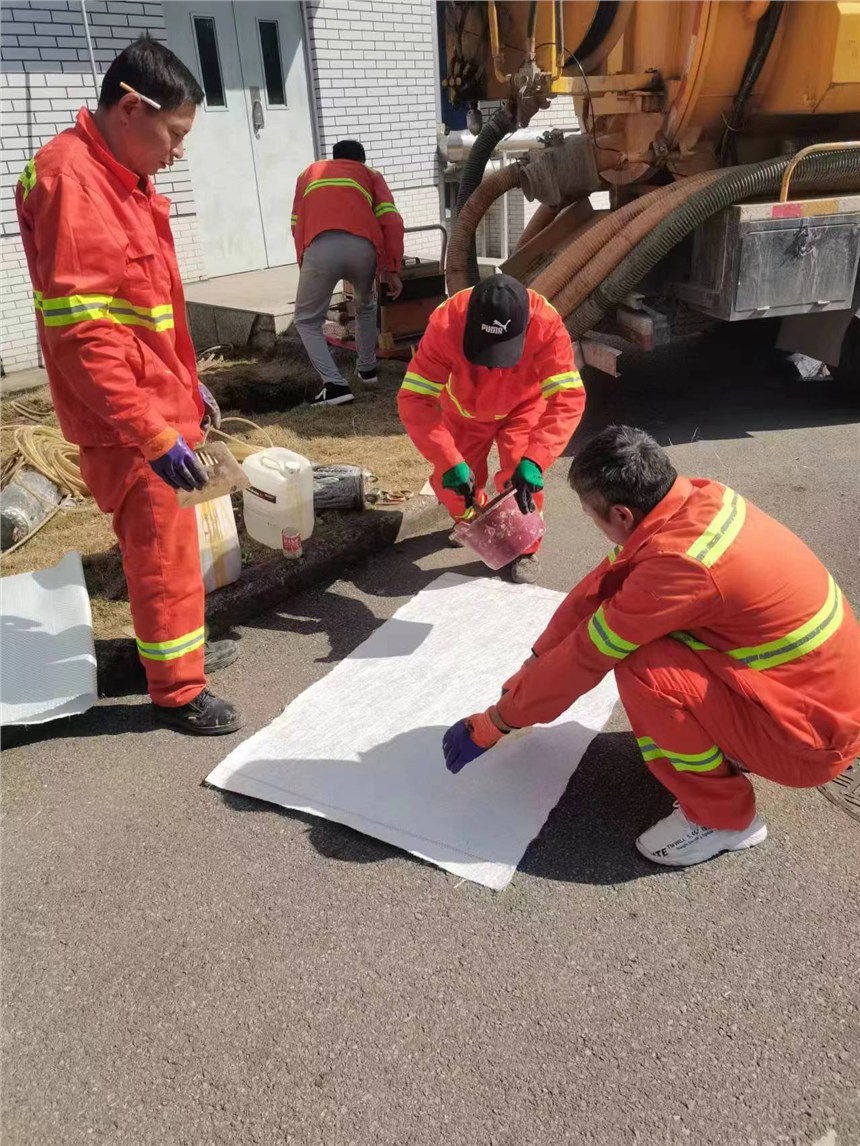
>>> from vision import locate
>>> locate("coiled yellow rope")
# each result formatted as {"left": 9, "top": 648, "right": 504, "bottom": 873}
{"left": 1, "top": 418, "right": 272, "bottom": 498}
{"left": 7, "top": 425, "right": 88, "bottom": 497}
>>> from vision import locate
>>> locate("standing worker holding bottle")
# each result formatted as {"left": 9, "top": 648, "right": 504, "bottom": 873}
{"left": 16, "top": 38, "right": 243, "bottom": 736}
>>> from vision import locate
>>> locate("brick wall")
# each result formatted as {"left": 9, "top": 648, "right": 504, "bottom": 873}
{"left": 0, "top": 0, "right": 203, "bottom": 373}
{"left": 305, "top": 0, "right": 442, "bottom": 263}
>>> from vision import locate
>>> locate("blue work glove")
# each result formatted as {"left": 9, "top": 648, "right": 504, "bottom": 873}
{"left": 442, "top": 712, "right": 505, "bottom": 774}
{"left": 199, "top": 382, "right": 221, "bottom": 429}
{"left": 149, "top": 436, "right": 209, "bottom": 493}
{"left": 511, "top": 458, "right": 543, "bottom": 515}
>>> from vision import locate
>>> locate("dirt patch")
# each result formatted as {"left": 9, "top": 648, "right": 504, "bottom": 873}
{"left": 1, "top": 339, "right": 430, "bottom": 639}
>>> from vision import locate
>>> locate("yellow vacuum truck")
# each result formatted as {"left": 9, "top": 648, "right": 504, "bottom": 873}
{"left": 441, "top": 0, "right": 860, "bottom": 382}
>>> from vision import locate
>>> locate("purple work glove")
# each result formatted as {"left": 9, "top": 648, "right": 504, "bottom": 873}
{"left": 442, "top": 718, "right": 490, "bottom": 774}
{"left": 149, "top": 436, "right": 209, "bottom": 493}
{"left": 199, "top": 382, "right": 221, "bottom": 430}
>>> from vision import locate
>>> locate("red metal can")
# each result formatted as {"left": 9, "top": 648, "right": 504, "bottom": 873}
{"left": 281, "top": 528, "right": 303, "bottom": 559}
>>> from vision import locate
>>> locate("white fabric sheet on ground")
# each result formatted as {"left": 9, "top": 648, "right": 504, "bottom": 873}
{"left": 1, "top": 551, "right": 98, "bottom": 726}
{"left": 206, "top": 572, "right": 618, "bottom": 890}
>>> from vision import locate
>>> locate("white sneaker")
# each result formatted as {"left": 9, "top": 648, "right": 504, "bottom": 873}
{"left": 636, "top": 804, "right": 768, "bottom": 867}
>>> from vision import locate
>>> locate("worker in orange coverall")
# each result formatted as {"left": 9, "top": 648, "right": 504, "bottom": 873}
{"left": 16, "top": 38, "right": 243, "bottom": 736}
{"left": 291, "top": 139, "right": 405, "bottom": 407}
{"left": 398, "top": 274, "right": 585, "bottom": 584}
{"left": 443, "top": 425, "right": 860, "bottom": 866}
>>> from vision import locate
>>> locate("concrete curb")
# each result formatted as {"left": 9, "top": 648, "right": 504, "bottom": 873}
{"left": 96, "top": 494, "right": 446, "bottom": 697}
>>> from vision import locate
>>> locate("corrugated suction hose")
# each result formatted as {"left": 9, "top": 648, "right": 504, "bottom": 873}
{"left": 531, "top": 170, "right": 720, "bottom": 303}
{"left": 446, "top": 162, "right": 523, "bottom": 294}
{"left": 515, "top": 202, "right": 560, "bottom": 253}
{"left": 565, "top": 148, "right": 860, "bottom": 338}
{"left": 549, "top": 171, "right": 724, "bottom": 317}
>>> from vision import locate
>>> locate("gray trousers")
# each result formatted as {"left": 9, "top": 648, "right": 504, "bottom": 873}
{"left": 294, "top": 230, "right": 378, "bottom": 385}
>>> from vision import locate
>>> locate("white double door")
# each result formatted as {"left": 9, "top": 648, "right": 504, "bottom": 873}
{"left": 165, "top": 1, "right": 316, "bottom": 277}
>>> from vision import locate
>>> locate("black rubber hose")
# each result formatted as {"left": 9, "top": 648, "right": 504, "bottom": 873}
{"left": 718, "top": 1, "right": 784, "bottom": 166}
{"left": 454, "top": 103, "right": 516, "bottom": 285}
{"left": 566, "top": 148, "right": 860, "bottom": 338}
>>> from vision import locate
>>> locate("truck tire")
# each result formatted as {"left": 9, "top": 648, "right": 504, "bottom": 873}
{"left": 835, "top": 317, "right": 859, "bottom": 391}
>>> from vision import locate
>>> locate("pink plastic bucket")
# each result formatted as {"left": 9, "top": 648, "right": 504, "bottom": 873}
{"left": 452, "top": 489, "right": 545, "bottom": 569}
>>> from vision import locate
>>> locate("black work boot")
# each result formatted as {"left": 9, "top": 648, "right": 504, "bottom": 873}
{"left": 152, "top": 688, "right": 245, "bottom": 736}
{"left": 204, "top": 638, "right": 240, "bottom": 674}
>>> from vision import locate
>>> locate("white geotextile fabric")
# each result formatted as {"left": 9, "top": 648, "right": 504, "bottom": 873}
{"left": 1, "top": 552, "right": 98, "bottom": 726}
{"left": 207, "top": 572, "right": 618, "bottom": 890}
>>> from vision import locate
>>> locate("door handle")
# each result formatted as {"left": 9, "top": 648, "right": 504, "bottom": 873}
{"left": 251, "top": 86, "right": 264, "bottom": 134}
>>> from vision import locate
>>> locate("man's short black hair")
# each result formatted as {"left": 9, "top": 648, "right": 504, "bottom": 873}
{"left": 568, "top": 425, "right": 677, "bottom": 518}
{"left": 99, "top": 36, "right": 203, "bottom": 111}
{"left": 332, "top": 139, "right": 366, "bottom": 163}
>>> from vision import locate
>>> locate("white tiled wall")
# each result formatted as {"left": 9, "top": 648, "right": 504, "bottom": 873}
{"left": 305, "top": 0, "right": 442, "bottom": 263}
{"left": 0, "top": 0, "right": 202, "bottom": 373}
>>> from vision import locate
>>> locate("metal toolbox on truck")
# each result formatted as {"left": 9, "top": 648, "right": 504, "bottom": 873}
{"left": 674, "top": 195, "right": 860, "bottom": 321}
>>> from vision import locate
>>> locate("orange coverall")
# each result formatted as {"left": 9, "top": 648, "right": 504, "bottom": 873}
{"left": 496, "top": 476, "right": 860, "bottom": 828}
{"left": 16, "top": 109, "right": 206, "bottom": 707}
{"left": 291, "top": 158, "right": 404, "bottom": 273}
{"left": 398, "top": 289, "right": 584, "bottom": 553}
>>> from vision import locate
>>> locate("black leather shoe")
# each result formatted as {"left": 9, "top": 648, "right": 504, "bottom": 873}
{"left": 204, "top": 638, "right": 239, "bottom": 674}
{"left": 152, "top": 689, "right": 245, "bottom": 736}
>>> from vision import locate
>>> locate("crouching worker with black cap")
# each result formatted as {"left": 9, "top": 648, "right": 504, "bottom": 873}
{"left": 397, "top": 275, "right": 585, "bottom": 582}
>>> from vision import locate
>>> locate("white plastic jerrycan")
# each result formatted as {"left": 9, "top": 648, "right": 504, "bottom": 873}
{"left": 242, "top": 447, "right": 315, "bottom": 550}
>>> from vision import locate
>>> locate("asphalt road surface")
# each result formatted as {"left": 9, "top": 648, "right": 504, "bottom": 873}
{"left": 3, "top": 334, "right": 859, "bottom": 1146}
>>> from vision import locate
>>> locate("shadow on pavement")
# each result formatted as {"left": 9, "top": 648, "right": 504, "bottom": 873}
{"left": 240, "top": 526, "right": 491, "bottom": 661}
{"left": 216, "top": 730, "right": 672, "bottom": 888}
{"left": 517, "top": 731, "right": 674, "bottom": 885}
{"left": 2, "top": 700, "right": 157, "bottom": 749}
{"left": 568, "top": 332, "right": 858, "bottom": 456}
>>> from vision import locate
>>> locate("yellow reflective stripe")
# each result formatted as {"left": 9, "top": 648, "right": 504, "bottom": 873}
{"left": 136, "top": 626, "right": 205, "bottom": 662}
{"left": 587, "top": 604, "right": 639, "bottom": 660}
{"left": 374, "top": 201, "right": 399, "bottom": 217}
{"left": 34, "top": 292, "right": 174, "bottom": 332}
{"left": 729, "top": 574, "right": 843, "bottom": 671}
{"left": 19, "top": 159, "right": 36, "bottom": 200}
{"left": 670, "top": 574, "right": 844, "bottom": 670}
{"left": 290, "top": 214, "right": 298, "bottom": 225}
{"left": 686, "top": 486, "right": 746, "bottom": 567}
{"left": 541, "top": 370, "right": 584, "bottom": 398}
{"left": 400, "top": 371, "right": 444, "bottom": 397}
{"left": 607, "top": 544, "right": 622, "bottom": 565}
{"left": 445, "top": 378, "right": 475, "bottom": 419}
{"left": 303, "top": 178, "right": 373, "bottom": 207}
{"left": 637, "top": 737, "right": 725, "bottom": 773}
{"left": 670, "top": 630, "right": 713, "bottom": 652}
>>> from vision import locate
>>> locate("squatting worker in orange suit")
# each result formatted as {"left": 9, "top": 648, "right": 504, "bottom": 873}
{"left": 16, "top": 38, "right": 244, "bottom": 736}
{"left": 291, "top": 139, "right": 405, "bottom": 408}
{"left": 443, "top": 425, "right": 860, "bottom": 866}
{"left": 398, "top": 274, "right": 585, "bottom": 584}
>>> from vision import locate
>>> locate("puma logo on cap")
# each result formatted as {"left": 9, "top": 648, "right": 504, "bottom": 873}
{"left": 480, "top": 317, "right": 512, "bottom": 336}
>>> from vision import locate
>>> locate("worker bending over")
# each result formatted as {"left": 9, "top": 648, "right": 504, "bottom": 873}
{"left": 16, "top": 38, "right": 243, "bottom": 736}
{"left": 443, "top": 425, "right": 860, "bottom": 864}
{"left": 398, "top": 275, "right": 584, "bottom": 584}
{"left": 291, "top": 140, "right": 404, "bottom": 407}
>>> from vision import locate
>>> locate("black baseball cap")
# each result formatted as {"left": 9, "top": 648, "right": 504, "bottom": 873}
{"left": 462, "top": 274, "right": 529, "bottom": 368}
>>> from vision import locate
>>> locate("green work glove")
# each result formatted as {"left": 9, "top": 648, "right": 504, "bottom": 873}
{"left": 512, "top": 458, "right": 543, "bottom": 514}
{"left": 442, "top": 461, "right": 476, "bottom": 508}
